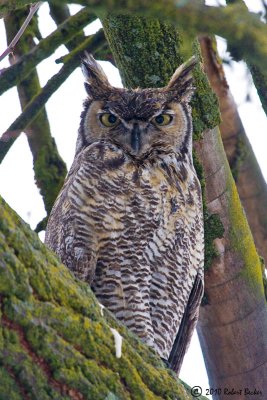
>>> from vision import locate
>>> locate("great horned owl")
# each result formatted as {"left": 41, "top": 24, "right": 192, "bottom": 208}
{"left": 45, "top": 54, "right": 204, "bottom": 373}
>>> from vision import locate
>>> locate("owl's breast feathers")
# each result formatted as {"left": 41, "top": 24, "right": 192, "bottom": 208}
{"left": 45, "top": 141, "right": 204, "bottom": 364}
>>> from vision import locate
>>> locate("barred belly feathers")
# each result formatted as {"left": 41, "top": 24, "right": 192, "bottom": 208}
{"left": 45, "top": 54, "right": 204, "bottom": 373}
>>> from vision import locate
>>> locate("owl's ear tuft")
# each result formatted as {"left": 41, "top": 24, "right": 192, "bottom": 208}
{"left": 166, "top": 56, "right": 197, "bottom": 103}
{"left": 81, "top": 53, "right": 111, "bottom": 99}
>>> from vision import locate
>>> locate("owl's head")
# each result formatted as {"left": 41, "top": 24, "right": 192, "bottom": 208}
{"left": 77, "top": 54, "right": 196, "bottom": 160}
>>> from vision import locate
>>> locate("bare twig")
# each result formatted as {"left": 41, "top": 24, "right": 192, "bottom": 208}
{"left": 0, "top": 2, "right": 43, "bottom": 63}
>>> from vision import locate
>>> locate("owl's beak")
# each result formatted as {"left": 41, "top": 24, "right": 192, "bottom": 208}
{"left": 131, "top": 123, "right": 141, "bottom": 153}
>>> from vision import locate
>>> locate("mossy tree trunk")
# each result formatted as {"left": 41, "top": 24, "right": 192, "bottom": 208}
{"left": 195, "top": 128, "right": 267, "bottom": 398}
{"left": 0, "top": 195, "right": 204, "bottom": 400}
{"left": 101, "top": 14, "right": 267, "bottom": 398}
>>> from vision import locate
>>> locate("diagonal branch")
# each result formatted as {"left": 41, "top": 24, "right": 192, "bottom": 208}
{"left": 49, "top": 3, "right": 115, "bottom": 64}
{"left": 0, "top": 6, "right": 96, "bottom": 95}
{"left": 0, "top": 30, "right": 106, "bottom": 164}
{"left": 49, "top": 3, "right": 86, "bottom": 51}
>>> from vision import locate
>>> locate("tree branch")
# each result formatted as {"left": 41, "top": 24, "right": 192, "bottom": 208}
{"left": 49, "top": 3, "right": 115, "bottom": 66}
{"left": 1, "top": 1, "right": 267, "bottom": 73}
{"left": 0, "top": 30, "right": 106, "bottom": 164}
{"left": 0, "top": 6, "right": 96, "bottom": 95}
{"left": 49, "top": 3, "right": 86, "bottom": 51}
{"left": 249, "top": 65, "right": 267, "bottom": 116}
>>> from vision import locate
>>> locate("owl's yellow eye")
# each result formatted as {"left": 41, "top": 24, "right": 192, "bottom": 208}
{"left": 100, "top": 113, "right": 119, "bottom": 127}
{"left": 153, "top": 114, "right": 173, "bottom": 126}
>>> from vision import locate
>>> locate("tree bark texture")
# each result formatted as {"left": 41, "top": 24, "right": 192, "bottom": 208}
{"left": 49, "top": 3, "right": 88, "bottom": 51}
{"left": 101, "top": 15, "right": 267, "bottom": 398}
{"left": 195, "top": 127, "right": 267, "bottom": 399}
{"left": 199, "top": 36, "right": 267, "bottom": 268}
{"left": 0, "top": 195, "right": 199, "bottom": 400}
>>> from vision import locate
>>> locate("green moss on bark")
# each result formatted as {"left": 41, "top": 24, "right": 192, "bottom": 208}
{"left": 203, "top": 213, "right": 224, "bottom": 270}
{"left": 0, "top": 366, "right": 23, "bottom": 400}
{"left": 34, "top": 138, "right": 67, "bottom": 214}
{"left": 1, "top": 0, "right": 267, "bottom": 77}
{"left": 227, "top": 175, "right": 265, "bottom": 296}
{"left": 249, "top": 65, "right": 267, "bottom": 118}
{"left": 0, "top": 195, "right": 196, "bottom": 399}
{"left": 191, "top": 41, "right": 221, "bottom": 138}
{"left": 193, "top": 152, "right": 224, "bottom": 270}
{"left": 228, "top": 134, "right": 248, "bottom": 181}
{"left": 102, "top": 15, "right": 183, "bottom": 88}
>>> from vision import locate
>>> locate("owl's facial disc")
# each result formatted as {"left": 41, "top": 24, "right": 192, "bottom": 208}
{"left": 82, "top": 97, "right": 189, "bottom": 159}
{"left": 99, "top": 113, "right": 150, "bottom": 156}
{"left": 105, "top": 109, "right": 176, "bottom": 157}
{"left": 89, "top": 103, "right": 186, "bottom": 158}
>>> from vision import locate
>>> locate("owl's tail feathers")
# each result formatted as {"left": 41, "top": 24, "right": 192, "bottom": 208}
{"left": 167, "top": 271, "right": 204, "bottom": 375}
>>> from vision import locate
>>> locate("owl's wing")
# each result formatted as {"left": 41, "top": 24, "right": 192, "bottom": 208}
{"left": 167, "top": 269, "right": 204, "bottom": 374}
{"left": 45, "top": 150, "right": 98, "bottom": 283}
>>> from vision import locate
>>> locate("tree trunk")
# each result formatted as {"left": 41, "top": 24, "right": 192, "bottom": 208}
{"left": 199, "top": 35, "right": 267, "bottom": 266}
{"left": 0, "top": 195, "right": 200, "bottom": 400}
{"left": 195, "top": 127, "right": 267, "bottom": 399}
{"left": 101, "top": 14, "right": 267, "bottom": 398}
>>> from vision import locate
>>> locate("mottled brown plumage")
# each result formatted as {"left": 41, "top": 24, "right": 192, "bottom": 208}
{"left": 45, "top": 54, "right": 204, "bottom": 374}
